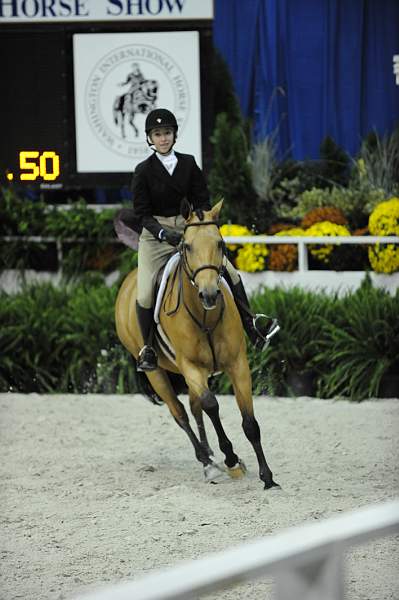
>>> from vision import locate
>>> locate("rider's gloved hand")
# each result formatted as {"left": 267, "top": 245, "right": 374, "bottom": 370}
{"left": 159, "top": 228, "right": 182, "bottom": 247}
{"left": 194, "top": 207, "right": 204, "bottom": 221}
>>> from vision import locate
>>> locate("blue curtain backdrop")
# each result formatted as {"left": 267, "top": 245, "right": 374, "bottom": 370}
{"left": 213, "top": 0, "right": 399, "bottom": 160}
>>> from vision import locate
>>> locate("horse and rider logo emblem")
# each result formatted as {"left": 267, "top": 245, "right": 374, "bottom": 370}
{"left": 85, "top": 44, "right": 190, "bottom": 160}
{"left": 113, "top": 62, "right": 158, "bottom": 139}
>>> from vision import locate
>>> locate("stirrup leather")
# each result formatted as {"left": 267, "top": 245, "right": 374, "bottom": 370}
{"left": 253, "top": 314, "right": 280, "bottom": 350}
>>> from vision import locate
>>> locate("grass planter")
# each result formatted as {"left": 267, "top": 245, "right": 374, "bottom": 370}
{"left": 0, "top": 276, "right": 397, "bottom": 399}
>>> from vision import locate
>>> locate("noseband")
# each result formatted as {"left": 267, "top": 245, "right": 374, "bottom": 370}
{"left": 180, "top": 220, "right": 226, "bottom": 287}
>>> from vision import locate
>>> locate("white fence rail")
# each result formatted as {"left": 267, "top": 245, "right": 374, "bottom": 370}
{"left": 2, "top": 234, "right": 399, "bottom": 273}
{"left": 223, "top": 235, "right": 399, "bottom": 272}
{"left": 73, "top": 500, "right": 399, "bottom": 600}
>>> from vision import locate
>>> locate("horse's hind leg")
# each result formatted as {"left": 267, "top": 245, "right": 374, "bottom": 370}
{"left": 226, "top": 357, "right": 279, "bottom": 490}
{"left": 145, "top": 370, "right": 213, "bottom": 471}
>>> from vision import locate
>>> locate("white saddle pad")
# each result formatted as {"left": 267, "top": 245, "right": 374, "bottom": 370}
{"left": 154, "top": 252, "right": 180, "bottom": 324}
{"left": 153, "top": 253, "right": 232, "bottom": 368}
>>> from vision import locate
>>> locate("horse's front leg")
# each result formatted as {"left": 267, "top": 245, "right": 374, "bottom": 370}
{"left": 226, "top": 355, "right": 280, "bottom": 490}
{"left": 189, "top": 392, "right": 214, "bottom": 457}
{"left": 129, "top": 115, "right": 139, "bottom": 137}
{"left": 180, "top": 358, "right": 242, "bottom": 478}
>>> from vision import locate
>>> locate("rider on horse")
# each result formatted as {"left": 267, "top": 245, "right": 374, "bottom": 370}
{"left": 133, "top": 108, "right": 272, "bottom": 372}
{"left": 119, "top": 62, "right": 145, "bottom": 95}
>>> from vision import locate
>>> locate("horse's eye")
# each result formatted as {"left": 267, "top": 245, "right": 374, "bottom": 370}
{"left": 184, "top": 243, "right": 191, "bottom": 252}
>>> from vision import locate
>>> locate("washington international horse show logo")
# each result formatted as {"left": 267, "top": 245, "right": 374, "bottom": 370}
{"left": 85, "top": 44, "right": 190, "bottom": 160}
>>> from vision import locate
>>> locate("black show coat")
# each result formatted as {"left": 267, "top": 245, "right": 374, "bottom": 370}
{"left": 131, "top": 151, "right": 211, "bottom": 238}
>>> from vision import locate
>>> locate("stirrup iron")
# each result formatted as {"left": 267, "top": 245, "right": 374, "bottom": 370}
{"left": 137, "top": 345, "right": 158, "bottom": 372}
{"left": 253, "top": 314, "right": 280, "bottom": 350}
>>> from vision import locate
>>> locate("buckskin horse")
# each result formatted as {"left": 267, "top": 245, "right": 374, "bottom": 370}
{"left": 115, "top": 200, "right": 279, "bottom": 489}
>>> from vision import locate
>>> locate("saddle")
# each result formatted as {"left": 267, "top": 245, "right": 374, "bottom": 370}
{"left": 152, "top": 253, "right": 232, "bottom": 366}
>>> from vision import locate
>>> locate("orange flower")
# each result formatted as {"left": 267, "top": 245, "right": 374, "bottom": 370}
{"left": 301, "top": 206, "right": 347, "bottom": 229}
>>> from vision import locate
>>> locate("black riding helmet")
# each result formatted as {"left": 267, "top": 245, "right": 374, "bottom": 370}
{"left": 145, "top": 108, "right": 178, "bottom": 138}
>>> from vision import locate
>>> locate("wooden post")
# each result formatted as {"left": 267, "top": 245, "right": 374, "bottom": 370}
{"left": 275, "top": 549, "right": 344, "bottom": 600}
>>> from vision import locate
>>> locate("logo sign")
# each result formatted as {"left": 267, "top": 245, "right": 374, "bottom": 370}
{"left": 73, "top": 31, "right": 201, "bottom": 172}
{"left": 0, "top": 0, "right": 214, "bottom": 22}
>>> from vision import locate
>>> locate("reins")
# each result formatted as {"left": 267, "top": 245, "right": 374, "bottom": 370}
{"left": 164, "top": 219, "right": 226, "bottom": 372}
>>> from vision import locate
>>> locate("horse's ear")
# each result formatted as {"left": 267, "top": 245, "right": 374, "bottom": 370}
{"left": 181, "top": 198, "right": 193, "bottom": 221}
{"left": 209, "top": 199, "right": 224, "bottom": 221}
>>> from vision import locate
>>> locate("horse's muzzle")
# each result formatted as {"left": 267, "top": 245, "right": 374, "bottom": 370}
{"left": 199, "top": 288, "right": 221, "bottom": 311}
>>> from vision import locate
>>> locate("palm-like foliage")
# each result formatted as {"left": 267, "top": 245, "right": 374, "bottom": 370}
{"left": 314, "top": 278, "right": 399, "bottom": 400}
{"left": 0, "top": 278, "right": 133, "bottom": 393}
{"left": 59, "top": 281, "right": 117, "bottom": 391}
{"left": 0, "top": 284, "right": 67, "bottom": 391}
{"left": 248, "top": 286, "right": 335, "bottom": 394}
{"left": 1, "top": 278, "right": 397, "bottom": 399}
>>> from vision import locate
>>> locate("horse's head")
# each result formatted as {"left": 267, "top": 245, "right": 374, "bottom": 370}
{"left": 145, "top": 80, "right": 158, "bottom": 99}
{"left": 181, "top": 200, "right": 225, "bottom": 310}
{"left": 132, "top": 80, "right": 158, "bottom": 113}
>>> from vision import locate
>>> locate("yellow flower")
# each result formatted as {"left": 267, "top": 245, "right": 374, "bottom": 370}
{"left": 219, "top": 223, "right": 251, "bottom": 251}
{"left": 368, "top": 197, "right": 399, "bottom": 273}
{"left": 219, "top": 223, "right": 268, "bottom": 272}
{"left": 305, "top": 221, "right": 351, "bottom": 264}
{"left": 236, "top": 243, "right": 268, "bottom": 272}
{"left": 275, "top": 227, "right": 306, "bottom": 237}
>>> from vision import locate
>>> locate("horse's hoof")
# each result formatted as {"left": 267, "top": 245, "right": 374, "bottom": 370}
{"left": 227, "top": 459, "right": 247, "bottom": 479}
{"left": 264, "top": 481, "right": 282, "bottom": 491}
{"left": 203, "top": 463, "right": 226, "bottom": 484}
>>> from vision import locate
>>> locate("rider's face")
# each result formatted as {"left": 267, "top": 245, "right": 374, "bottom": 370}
{"left": 150, "top": 127, "right": 175, "bottom": 154}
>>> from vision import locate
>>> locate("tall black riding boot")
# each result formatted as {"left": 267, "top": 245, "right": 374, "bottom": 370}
{"left": 136, "top": 302, "right": 158, "bottom": 371}
{"left": 231, "top": 278, "right": 280, "bottom": 349}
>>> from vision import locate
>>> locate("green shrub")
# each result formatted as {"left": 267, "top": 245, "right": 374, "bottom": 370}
{"left": 0, "top": 187, "right": 134, "bottom": 276}
{"left": 0, "top": 187, "right": 48, "bottom": 236}
{"left": 313, "top": 276, "right": 399, "bottom": 400}
{"left": 45, "top": 200, "right": 116, "bottom": 239}
{"left": 248, "top": 286, "right": 335, "bottom": 395}
{"left": 355, "top": 127, "right": 399, "bottom": 199}
{"left": 0, "top": 283, "right": 69, "bottom": 391}
{"left": 0, "top": 278, "right": 136, "bottom": 393}
{"left": 267, "top": 137, "right": 350, "bottom": 223}
{"left": 1, "top": 276, "right": 397, "bottom": 400}
{"left": 209, "top": 112, "right": 258, "bottom": 227}
{"left": 289, "top": 186, "right": 385, "bottom": 229}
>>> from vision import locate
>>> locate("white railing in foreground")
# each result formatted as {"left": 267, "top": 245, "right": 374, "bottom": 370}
{"left": 73, "top": 500, "right": 399, "bottom": 600}
{"left": 224, "top": 235, "right": 399, "bottom": 272}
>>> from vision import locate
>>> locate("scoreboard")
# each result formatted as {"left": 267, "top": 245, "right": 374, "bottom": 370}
{"left": 0, "top": 0, "right": 214, "bottom": 192}
{"left": 0, "top": 28, "right": 70, "bottom": 189}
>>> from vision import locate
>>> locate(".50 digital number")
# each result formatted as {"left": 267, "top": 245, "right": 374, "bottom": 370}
{"left": 19, "top": 150, "right": 60, "bottom": 181}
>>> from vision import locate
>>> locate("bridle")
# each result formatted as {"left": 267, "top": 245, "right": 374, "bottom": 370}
{"left": 180, "top": 220, "right": 226, "bottom": 288}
